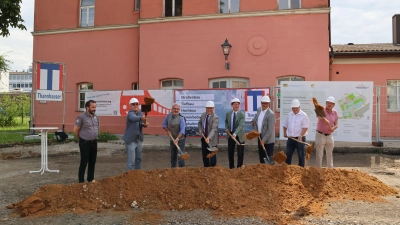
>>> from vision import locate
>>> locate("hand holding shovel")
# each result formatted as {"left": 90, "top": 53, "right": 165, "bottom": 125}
{"left": 168, "top": 133, "right": 190, "bottom": 160}
{"left": 200, "top": 132, "right": 218, "bottom": 158}
{"left": 245, "top": 130, "right": 272, "bottom": 164}
{"left": 227, "top": 131, "right": 244, "bottom": 146}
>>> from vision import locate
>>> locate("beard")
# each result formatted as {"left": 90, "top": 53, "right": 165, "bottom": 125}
{"left": 88, "top": 109, "right": 96, "bottom": 115}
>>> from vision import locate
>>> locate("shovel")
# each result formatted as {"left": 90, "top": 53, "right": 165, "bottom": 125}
{"left": 245, "top": 130, "right": 272, "bottom": 165}
{"left": 200, "top": 133, "right": 218, "bottom": 159}
{"left": 168, "top": 133, "right": 190, "bottom": 160}
{"left": 288, "top": 137, "right": 315, "bottom": 161}
{"left": 227, "top": 131, "right": 245, "bottom": 146}
{"left": 141, "top": 96, "right": 155, "bottom": 118}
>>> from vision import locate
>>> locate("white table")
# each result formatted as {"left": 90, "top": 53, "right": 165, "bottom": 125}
{"left": 29, "top": 127, "right": 59, "bottom": 175}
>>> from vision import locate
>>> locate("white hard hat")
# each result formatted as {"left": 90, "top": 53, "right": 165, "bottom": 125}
{"left": 261, "top": 95, "right": 270, "bottom": 103}
{"left": 291, "top": 99, "right": 300, "bottom": 107}
{"left": 129, "top": 98, "right": 139, "bottom": 104}
{"left": 326, "top": 96, "right": 335, "bottom": 104}
{"left": 205, "top": 101, "right": 215, "bottom": 107}
{"left": 231, "top": 98, "right": 240, "bottom": 104}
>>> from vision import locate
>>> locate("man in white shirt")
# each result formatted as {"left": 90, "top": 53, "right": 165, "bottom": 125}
{"left": 283, "top": 99, "right": 309, "bottom": 167}
{"left": 251, "top": 96, "right": 275, "bottom": 164}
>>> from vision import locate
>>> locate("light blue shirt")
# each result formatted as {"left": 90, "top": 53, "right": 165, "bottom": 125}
{"left": 162, "top": 115, "right": 186, "bottom": 135}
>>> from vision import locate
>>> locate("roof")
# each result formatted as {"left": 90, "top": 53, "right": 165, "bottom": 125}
{"left": 332, "top": 43, "right": 400, "bottom": 53}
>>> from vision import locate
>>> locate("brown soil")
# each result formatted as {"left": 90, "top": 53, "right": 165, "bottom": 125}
{"left": 10, "top": 164, "right": 398, "bottom": 224}
{"left": 273, "top": 151, "right": 287, "bottom": 164}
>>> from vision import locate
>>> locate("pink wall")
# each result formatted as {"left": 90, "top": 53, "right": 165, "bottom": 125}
{"left": 95, "top": 0, "right": 139, "bottom": 26}
{"left": 240, "top": 0, "right": 277, "bottom": 12}
{"left": 183, "top": 0, "right": 218, "bottom": 16}
{"left": 34, "top": 0, "right": 79, "bottom": 31}
{"left": 302, "top": 0, "right": 329, "bottom": 8}
{"left": 332, "top": 62, "right": 400, "bottom": 137}
{"left": 140, "top": 0, "right": 163, "bottom": 19}
{"left": 139, "top": 13, "right": 329, "bottom": 89}
{"left": 33, "top": 28, "right": 139, "bottom": 133}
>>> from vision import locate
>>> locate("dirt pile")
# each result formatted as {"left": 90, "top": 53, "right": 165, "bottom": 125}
{"left": 9, "top": 164, "right": 398, "bottom": 224}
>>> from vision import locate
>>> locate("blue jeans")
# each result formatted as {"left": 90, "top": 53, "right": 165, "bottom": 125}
{"left": 285, "top": 136, "right": 306, "bottom": 167}
{"left": 125, "top": 141, "right": 142, "bottom": 170}
{"left": 170, "top": 139, "right": 186, "bottom": 168}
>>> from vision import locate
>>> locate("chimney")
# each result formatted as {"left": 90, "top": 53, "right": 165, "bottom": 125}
{"left": 393, "top": 14, "right": 400, "bottom": 45}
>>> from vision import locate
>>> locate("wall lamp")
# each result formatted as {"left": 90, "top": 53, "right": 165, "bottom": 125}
{"left": 221, "top": 38, "right": 232, "bottom": 70}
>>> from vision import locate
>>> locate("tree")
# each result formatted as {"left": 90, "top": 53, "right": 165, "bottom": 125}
{"left": 0, "top": 0, "right": 26, "bottom": 37}
{"left": 0, "top": 54, "right": 12, "bottom": 73}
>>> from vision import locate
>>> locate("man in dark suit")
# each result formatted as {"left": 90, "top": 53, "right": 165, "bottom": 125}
{"left": 252, "top": 95, "right": 276, "bottom": 163}
{"left": 198, "top": 101, "right": 219, "bottom": 167}
{"left": 225, "top": 98, "right": 245, "bottom": 169}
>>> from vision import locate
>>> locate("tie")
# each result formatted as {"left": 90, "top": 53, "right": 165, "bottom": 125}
{"left": 204, "top": 114, "right": 209, "bottom": 137}
{"left": 232, "top": 112, "right": 236, "bottom": 133}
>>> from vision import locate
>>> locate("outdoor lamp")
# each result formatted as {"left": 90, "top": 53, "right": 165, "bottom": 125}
{"left": 221, "top": 39, "right": 232, "bottom": 70}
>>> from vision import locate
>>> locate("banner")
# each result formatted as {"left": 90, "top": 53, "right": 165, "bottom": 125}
{"left": 279, "top": 81, "right": 373, "bottom": 142}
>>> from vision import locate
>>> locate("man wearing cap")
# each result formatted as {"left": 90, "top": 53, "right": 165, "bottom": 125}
{"left": 283, "top": 99, "right": 309, "bottom": 167}
{"left": 251, "top": 95, "right": 276, "bottom": 164}
{"left": 122, "top": 98, "right": 149, "bottom": 171}
{"left": 225, "top": 98, "right": 245, "bottom": 169}
{"left": 315, "top": 96, "right": 339, "bottom": 168}
{"left": 198, "top": 100, "right": 219, "bottom": 167}
{"left": 162, "top": 103, "right": 186, "bottom": 168}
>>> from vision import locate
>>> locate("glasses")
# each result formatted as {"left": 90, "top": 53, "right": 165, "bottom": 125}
{"left": 131, "top": 103, "right": 139, "bottom": 106}
{"left": 172, "top": 108, "right": 180, "bottom": 110}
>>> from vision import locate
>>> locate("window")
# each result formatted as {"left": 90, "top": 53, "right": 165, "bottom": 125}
{"left": 276, "top": 76, "right": 304, "bottom": 110}
{"left": 132, "top": 83, "right": 139, "bottom": 90}
{"left": 164, "top": 0, "right": 182, "bottom": 17}
{"left": 161, "top": 79, "right": 183, "bottom": 89}
{"left": 279, "top": 0, "right": 301, "bottom": 10}
{"left": 209, "top": 78, "right": 248, "bottom": 88}
{"left": 78, "top": 83, "right": 93, "bottom": 110}
{"left": 387, "top": 80, "right": 400, "bottom": 111}
{"left": 219, "top": 0, "right": 240, "bottom": 13}
{"left": 80, "top": 0, "right": 95, "bottom": 27}
{"left": 135, "top": 0, "right": 140, "bottom": 10}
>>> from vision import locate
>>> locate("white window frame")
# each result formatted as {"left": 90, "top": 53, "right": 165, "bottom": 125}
{"left": 80, "top": 0, "right": 95, "bottom": 27}
{"left": 387, "top": 80, "right": 400, "bottom": 112}
{"left": 276, "top": 76, "right": 304, "bottom": 112}
{"left": 135, "top": 0, "right": 140, "bottom": 11}
{"left": 163, "top": 0, "right": 182, "bottom": 17}
{"left": 278, "top": 0, "right": 301, "bottom": 10}
{"left": 209, "top": 78, "right": 248, "bottom": 88}
{"left": 219, "top": 0, "right": 240, "bottom": 13}
{"left": 78, "top": 83, "right": 93, "bottom": 111}
{"left": 161, "top": 79, "right": 184, "bottom": 90}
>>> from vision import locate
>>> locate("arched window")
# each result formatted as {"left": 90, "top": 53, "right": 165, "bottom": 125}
{"left": 78, "top": 83, "right": 93, "bottom": 110}
{"left": 161, "top": 79, "right": 183, "bottom": 89}
{"left": 209, "top": 78, "right": 248, "bottom": 88}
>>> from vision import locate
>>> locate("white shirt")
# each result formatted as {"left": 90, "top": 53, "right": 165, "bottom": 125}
{"left": 283, "top": 110, "right": 309, "bottom": 137}
{"left": 257, "top": 109, "right": 267, "bottom": 133}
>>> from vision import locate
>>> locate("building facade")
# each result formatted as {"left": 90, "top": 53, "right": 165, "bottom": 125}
{"left": 32, "top": 0, "right": 330, "bottom": 133}
{"left": 8, "top": 66, "right": 33, "bottom": 92}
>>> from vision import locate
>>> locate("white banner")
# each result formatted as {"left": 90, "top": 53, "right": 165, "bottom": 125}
{"left": 36, "top": 90, "right": 63, "bottom": 101}
{"left": 85, "top": 91, "right": 121, "bottom": 116}
{"left": 279, "top": 81, "right": 373, "bottom": 142}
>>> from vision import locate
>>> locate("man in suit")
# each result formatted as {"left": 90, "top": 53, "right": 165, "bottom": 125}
{"left": 225, "top": 98, "right": 245, "bottom": 169}
{"left": 251, "top": 95, "right": 276, "bottom": 164}
{"left": 198, "top": 101, "right": 219, "bottom": 167}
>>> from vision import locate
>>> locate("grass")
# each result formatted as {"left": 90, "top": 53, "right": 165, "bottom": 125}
{"left": 0, "top": 117, "right": 119, "bottom": 145}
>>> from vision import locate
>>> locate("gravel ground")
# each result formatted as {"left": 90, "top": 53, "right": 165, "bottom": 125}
{"left": 1, "top": 141, "right": 400, "bottom": 225}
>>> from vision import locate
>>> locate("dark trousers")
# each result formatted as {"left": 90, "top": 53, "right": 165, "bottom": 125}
{"left": 285, "top": 136, "right": 306, "bottom": 167}
{"left": 227, "top": 136, "right": 244, "bottom": 169}
{"left": 257, "top": 139, "right": 274, "bottom": 164}
{"left": 201, "top": 138, "right": 217, "bottom": 167}
{"left": 78, "top": 139, "right": 98, "bottom": 182}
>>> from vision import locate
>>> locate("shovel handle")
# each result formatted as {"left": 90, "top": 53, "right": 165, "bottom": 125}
{"left": 258, "top": 136, "right": 266, "bottom": 151}
{"left": 288, "top": 137, "right": 312, "bottom": 146}
{"left": 168, "top": 133, "right": 182, "bottom": 152}
{"left": 201, "top": 133, "right": 213, "bottom": 148}
{"left": 227, "top": 131, "right": 241, "bottom": 145}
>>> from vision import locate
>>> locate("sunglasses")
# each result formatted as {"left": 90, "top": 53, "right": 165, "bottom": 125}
{"left": 131, "top": 103, "right": 139, "bottom": 106}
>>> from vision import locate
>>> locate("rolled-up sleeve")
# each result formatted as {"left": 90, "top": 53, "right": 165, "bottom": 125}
{"left": 162, "top": 115, "right": 168, "bottom": 129}
{"left": 179, "top": 117, "right": 185, "bottom": 135}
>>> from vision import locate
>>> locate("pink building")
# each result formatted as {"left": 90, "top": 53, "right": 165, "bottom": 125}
{"left": 32, "top": 0, "right": 331, "bottom": 134}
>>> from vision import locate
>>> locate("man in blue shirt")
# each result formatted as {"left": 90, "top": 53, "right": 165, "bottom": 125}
{"left": 162, "top": 103, "right": 186, "bottom": 168}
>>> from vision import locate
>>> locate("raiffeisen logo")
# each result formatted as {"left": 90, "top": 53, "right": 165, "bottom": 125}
{"left": 356, "top": 83, "right": 369, "bottom": 89}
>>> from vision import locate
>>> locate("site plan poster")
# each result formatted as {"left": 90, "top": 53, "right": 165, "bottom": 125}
{"left": 175, "top": 89, "right": 269, "bottom": 136}
{"left": 279, "top": 81, "right": 373, "bottom": 142}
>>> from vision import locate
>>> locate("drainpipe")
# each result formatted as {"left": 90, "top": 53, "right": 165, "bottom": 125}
{"left": 328, "top": 0, "right": 334, "bottom": 81}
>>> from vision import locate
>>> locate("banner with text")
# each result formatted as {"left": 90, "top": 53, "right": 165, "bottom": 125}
{"left": 279, "top": 81, "right": 373, "bottom": 142}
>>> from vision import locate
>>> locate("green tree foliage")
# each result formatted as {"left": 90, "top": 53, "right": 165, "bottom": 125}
{"left": 0, "top": 0, "right": 26, "bottom": 37}
{"left": 0, "top": 93, "right": 30, "bottom": 126}
{"left": 0, "top": 54, "right": 12, "bottom": 73}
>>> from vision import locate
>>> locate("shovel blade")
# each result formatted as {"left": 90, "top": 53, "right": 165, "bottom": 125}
{"left": 207, "top": 147, "right": 218, "bottom": 152}
{"left": 264, "top": 155, "right": 274, "bottom": 165}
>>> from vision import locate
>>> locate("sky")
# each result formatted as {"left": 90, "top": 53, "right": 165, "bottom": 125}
{"left": 1, "top": 0, "right": 400, "bottom": 71}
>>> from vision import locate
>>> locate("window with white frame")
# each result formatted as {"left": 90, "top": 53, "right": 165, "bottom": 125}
{"left": 78, "top": 83, "right": 93, "bottom": 110}
{"left": 278, "top": 0, "right": 301, "bottom": 10}
{"left": 387, "top": 80, "right": 400, "bottom": 111}
{"left": 80, "top": 0, "right": 95, "bottom": 27}
{"left": 164, "top": 0, "right": 182, "bottom": 17}
{"left": 209, "top": 78, "right": 248, "bottom": 88}
{"left": 135, "top": 0, "right": 140, "bottom": 11}
{"left": 161, "top": 79, "right": 183, "bottom": 89}
{"left": 219, "top": 0, "right": 240, "bottom": 13}
{"left": 276, "top": 76, "right": 304, "bottom": 110}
